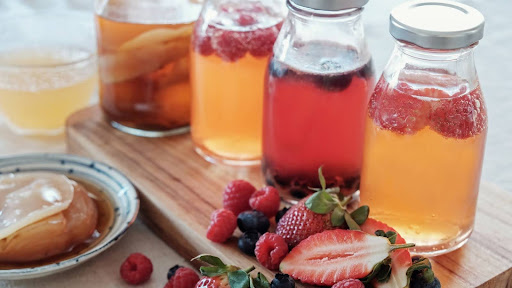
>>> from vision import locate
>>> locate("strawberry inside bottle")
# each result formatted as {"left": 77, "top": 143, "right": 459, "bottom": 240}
{"left": 190, "top": 0, "right": 286, "bottom": 165}
{"left": 360, "top": 0, "right": 487, "bottom": 256}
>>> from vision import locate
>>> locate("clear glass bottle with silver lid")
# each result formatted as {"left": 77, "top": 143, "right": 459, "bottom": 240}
{"left": 360, "top": 0, "right": 487, "bottom": 256}
{"left": 263, "top": 0, "right": 374, "bottom": 202}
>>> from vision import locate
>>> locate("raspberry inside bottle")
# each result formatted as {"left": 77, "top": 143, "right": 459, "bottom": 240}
{"left": 262, "top": 0, "right": 374, "bottom": 202}
{"left": 191, "top": 0, "right": 286, "bottom": 165}
{"left": 360, "top": 0, "right": 487, "bottom": 256}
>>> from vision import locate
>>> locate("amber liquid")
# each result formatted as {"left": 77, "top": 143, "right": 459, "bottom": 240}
{"left": 360, "top": 76, "right": 487, "bottom": 255}
{"left": 0, "top": 180, "right": 114, "bottom": 269}
{"left": 96, "top": 15, "right": 194, "bottom": 134}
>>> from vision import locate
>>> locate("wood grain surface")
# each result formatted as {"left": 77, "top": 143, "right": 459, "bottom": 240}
{"left": 66, "top": 106, "right": 512, "bottom": 288}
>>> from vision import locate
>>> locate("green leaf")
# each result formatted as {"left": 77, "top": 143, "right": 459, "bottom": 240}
{"left": 406, "top": 258, "right": 435, "bottom": 286}
{"left": 228, "top": 271, "right": 250, "bottom": 288}
{"left": 376, "top": 264, "right": 392, "bottom": 283}
{"left": 375, "top": 230, "right": 386, "bottom": 237}
{"left": 200, "top": 266, "right": 227, "bottom": 277}
{"left": 331, "top": 206, "right": 345, "bottom": 227}
{"left": 385, "top": 231, "right": 397, "bottom": 244}
{"left": 350, "top": 205, "right": 369, "bottom": 225}
{"left": 305, "top": 191, "right": 337, "bottom": 214}
{"left": 252, "top": 273, "right": 270, "bottom": 288}
{"left": 344, "top": 212, "right": 360, "bottom": 230}
{"left": 318, "top": 167, "right": 326, "bottom": 191}
{"left": 360, "top": 257, "right": 391, "bottom": 284}
{"left": 192, "top": 254, "right": 227, "bottom": 267}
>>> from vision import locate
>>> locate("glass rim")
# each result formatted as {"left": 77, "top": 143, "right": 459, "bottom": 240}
{"left": 0, "top": 9, "right": 96, "bottom": 70}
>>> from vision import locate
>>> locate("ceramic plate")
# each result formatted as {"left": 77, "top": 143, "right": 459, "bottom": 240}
{"left": 0, "top": 153, "right": 139, "bottom": 280}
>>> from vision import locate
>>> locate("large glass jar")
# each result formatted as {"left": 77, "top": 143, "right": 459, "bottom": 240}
{"left": 360, "top": 1, "right": 487, "bottom": 256}
{"left": 263, "top": 0, "right": 374, "bottom": 202}
{"left": 191, "top": 0, "right": 286, "bottom": 166}
{"left": 95, "top": 0, "right": 202, "bottom": 137}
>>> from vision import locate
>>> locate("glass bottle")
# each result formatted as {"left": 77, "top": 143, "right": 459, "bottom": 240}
{"left": 190, "top": 0, "right": 286, "bottom": 166}
{"left": 360, "top": 0, "right": 487, "bottom": 256}
{"left": 95, "top": 0, "right": 202, "bottom": 137}
{"left": 263, "top": 0, "right": 374, "bottom": 202}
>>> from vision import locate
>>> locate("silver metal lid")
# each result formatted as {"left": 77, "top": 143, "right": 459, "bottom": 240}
{"left": 290, "top": 0, "right": 369, "bottom": 11}
{"left": 390, "top": 0, "right": 484, "bottom": 49}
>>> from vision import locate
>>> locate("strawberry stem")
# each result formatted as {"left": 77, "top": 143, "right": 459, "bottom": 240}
{"left": 389, "top": 243, "right": 415, "bottom": 252}
{"left": 338, "top": 195, "right": 352, "bottom": 207}
{"left": 243, "top": 266, "right": 256, "bottom": 274}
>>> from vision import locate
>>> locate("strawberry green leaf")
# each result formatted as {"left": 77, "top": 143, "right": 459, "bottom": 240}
{"left": 252, "top": 273, "right": 270, "bottom": 288}
{"left": 200, "top": 266, "right": 228, "bottom": 277}
{"left": 306, "top": 191, "right": 337, "bottom": 214}
{"left": 406, "top": 258, "right": 435, "bottom": 286}
{"left": 385, "top": 231, "right": 397, "bottom": 244}
{"left": 376, "top": 264, "right": 392, "bottom": 283}
{"left": 318, "top": 167, "right": 326, "bottom": 191}
{"left": 228, "top": 271, "right": 251, "bottom": 288}
{"left": 192, "top": 254, "right": 227, "bottom": 268}
{"left": 331, "top": 206, "right": 345, "bottom": 227}
{"left": 350, "top": 205, "right": 369, "bottom": 225}
{"left": 344, "top": 212, "right": 360, "bottom": 230}
{"left": 360, "top": 257, "right": 391, "bottom": 284}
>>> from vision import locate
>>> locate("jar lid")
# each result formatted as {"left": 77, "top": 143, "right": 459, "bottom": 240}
{"left": 390, "top": 0, "right": 484, "bottom": 49}
{"left": 290, "top": 0, "right": 369, "bottom": 11}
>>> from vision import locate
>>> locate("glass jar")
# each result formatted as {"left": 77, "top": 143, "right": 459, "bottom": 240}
{"left": 360, "top": 0, "right": 487, "bottom": 256}
{"left": 190, "top": 0, "right": 286, "bottom": 166}
{"left": 262, "top": 0, "right": 374, "bottom": 202}
{"left": 95, "top": 0, "right": 202, "bottom": 137}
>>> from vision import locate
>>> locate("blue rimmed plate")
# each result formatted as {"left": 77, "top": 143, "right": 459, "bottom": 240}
{"left": 0, "top": 153, "right": 139, "bottom": 280}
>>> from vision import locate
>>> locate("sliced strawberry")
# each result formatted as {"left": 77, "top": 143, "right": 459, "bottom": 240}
{"left": 275, "top": 196, "right": 333, "bottom": 247}
{"left": 360, "top": 218, "right": 412, "bottom": 288}
{"left": 430, "top": 88, "right": 487, "bottom": 139}
{"left": 368, "top": 80, "right": 431, "bottom": 135}
{"left": 280, "top": 229, "right": 412, "bottom": 286}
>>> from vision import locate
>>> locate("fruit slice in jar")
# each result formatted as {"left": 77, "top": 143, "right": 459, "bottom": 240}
{"left": 99, "top": 26, "right": 193, "bottom": 83}
{"left": 279, "top": 229, "right": 413, "bottom": 286}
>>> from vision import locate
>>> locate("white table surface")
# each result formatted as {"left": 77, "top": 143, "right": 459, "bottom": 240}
{"left": 1, "top": 0, "right": 511, "bottom": 287}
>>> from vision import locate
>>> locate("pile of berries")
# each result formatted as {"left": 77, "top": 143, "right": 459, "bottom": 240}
{"left": 206, "top": 179, "right": 289, "bottom": 270}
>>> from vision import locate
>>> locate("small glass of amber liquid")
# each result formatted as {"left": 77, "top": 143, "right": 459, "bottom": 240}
{"left": 95, "top": 0, "right": 202, "bottom": 137}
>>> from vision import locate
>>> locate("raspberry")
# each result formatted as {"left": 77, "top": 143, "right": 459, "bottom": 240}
{"left": 331, "top": 279, "right": 364, "bottom": 288}
{"left": 206, "top": 209, "right": 237, "bottom": 243}
{"left": 249, "top": 186, "right": 281, "bottom": 217}
{"left": 120, "top": 253, "right": 153, "bottom": 285}
{"left": 369, "top": 81, "right": 431, "bottom": 134}
{"left": 211, "top": 30, "right": 248, "bottom": 62}
{"left": 255, "top": 233, "right": 288, "bottom": 270}
{"left": 237, "top": 14, "right": 257, "bottom": 26}
{"left": 165, "top": 265, "right": 200, "bottom": 288}
{"left": 248, "top": 26, "right": 279, "bottom": 57}
{"left": 192, "top": 21, "right": 215, "bottom": 56}
{"left": 430, "top": 88, "right": 487, "bottom": 139}
{"left": 223, "top": 180, "right": 256, "bottom": 215}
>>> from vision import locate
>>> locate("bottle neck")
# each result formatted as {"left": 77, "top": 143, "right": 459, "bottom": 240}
{"left": 273, "top": 1, "right": 370, "bottom": 70}
{"left": 383, "top": 41, "right": 479, "bottom": 91}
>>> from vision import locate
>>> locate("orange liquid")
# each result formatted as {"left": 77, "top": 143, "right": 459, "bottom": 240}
{"left": 96, "top": 15, "right": 193, "bottom": 132}
{"left": 360, "top": 83, "right": 487, "bottom": 254}
{"left": 191, "top": 51, "right": 268, "bottom": 163}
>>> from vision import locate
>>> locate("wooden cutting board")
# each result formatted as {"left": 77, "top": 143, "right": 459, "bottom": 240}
{"left": 66, "top": 106, "right": 512, "bottom": 288}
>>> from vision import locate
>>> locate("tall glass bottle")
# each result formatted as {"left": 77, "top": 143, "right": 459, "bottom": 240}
{"left": 263, "top": 0, "right": 374, "bottom": 202}
{"left": 191, "top": 0, "right": 286, "bottom": 165}
{"left": 360, "top": 0, "right": 487, "bottom": 255}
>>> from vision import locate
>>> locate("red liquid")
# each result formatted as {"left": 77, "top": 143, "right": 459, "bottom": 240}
{"left": 263, "top": 55, "right": 374, "bottom": 200}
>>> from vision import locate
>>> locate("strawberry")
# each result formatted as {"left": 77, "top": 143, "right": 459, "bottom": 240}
{"left": 279, "top": 230, "right": 413, "bottom": 286}
{"left": 360, "top": 218, "right": 412, "bottom": 288}
{"left": 193, "top": 255, "right": 271, "bottom": 288}
{"left": 276, "top": 168, "right": 369, "bottom": 247}
{"left": 275, "top": 196, "right": 332, "bottom": 247}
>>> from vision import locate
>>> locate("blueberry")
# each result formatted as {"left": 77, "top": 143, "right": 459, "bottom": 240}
{"left": 271, "top": 273, "right": 295, "bottom": 288}
{"left": 167, "top": 264, "right": 182, "bottom": 280}
{"left": 275, "top": 207, "right": 290, "bottom": 224}
{"left": 237, "top": 211, "right": 270, "bottom": 233}
{"left": 314, "top": 73, "right": 353, "bottom": 92}
{"left": 269, "top": 60, "right": 288, "bottom": 78}
{"left": 410, "top": 277, "right": 441, "bottom": 288}
{"left": 238, "top": 231, "right": 261, "bottom": 256}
